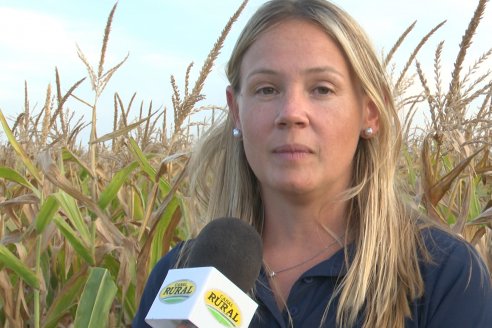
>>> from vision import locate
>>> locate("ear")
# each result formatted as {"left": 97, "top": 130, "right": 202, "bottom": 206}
{"left": 361, "top": 96, "right": 380, "bottom": 138}
{"left": 226, "top": 86, "right": 241, "bottom": 128}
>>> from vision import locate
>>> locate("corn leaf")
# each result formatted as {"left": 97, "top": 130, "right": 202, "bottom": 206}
{"left": 421, "top": 136, "right": 436, "bottom": 197}
{"left": 468, "top": 206, "right": 492, "bottom": 229}
{"left": 74, "top": 267, "right": 117, "bottom": 328}
{"left": 43, "top": 270, "right": 88, "bottom": 328}
{"left": 0, "top": 110, "right": 42, "bottom": 183}
{"left": 35, "top": 195, "right": 59, "bottom": 233}
{"left": 92, "top": 115, "right": 155, "bottom": 144}
{"left": 0, "top": 166, "right": 40, "bottom": 197}
{"left": 132, "top": 189, "right": 145, "bottom": 221}
{"left": 429, "top": 147, "right": 483, "bottom": 205}
{"left": 53, "top": 216, "right": 95, "bottom": 266}
{"left": 128, "top": 138, "right": 156, "bottom": 179}
{"left": 62, "top": 147, "right": 95, "bottom": 178}
{"left": 468, "top": 176, "right": 483, "bottom": 220}
{"left": 149, "top": 197, "right": 180, "bottom": 269}
{"left": 127, "top": 137, "right": 172, "bottom": 195}
{"left": 0, "top": 244, "right": 39, "bottom": 289}
{"left": 98, "top": 161, "right": 139, "bottom": 210}
{"left": 54, "top": 192, "right": 91, "bottom": 246}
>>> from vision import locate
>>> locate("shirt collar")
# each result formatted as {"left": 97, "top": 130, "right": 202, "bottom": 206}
{"left": 253, "top": 245, "right": 353, "bottom": 325}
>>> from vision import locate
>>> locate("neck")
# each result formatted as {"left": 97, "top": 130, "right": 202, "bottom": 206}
{"left": 260, "top": 197, "right": 348, "bottom": 309}
{"left": 261, "top": 195, "right": 348, "bottom": 248}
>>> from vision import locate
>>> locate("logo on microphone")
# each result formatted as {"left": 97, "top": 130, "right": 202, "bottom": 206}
{"left": 205, "top": 289, "right": 242, "bottom": 327}
{"left": 159, "top": 279, "right": 196, "bottom": 304}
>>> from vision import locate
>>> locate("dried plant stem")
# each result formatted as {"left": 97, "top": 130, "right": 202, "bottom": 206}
{"left": 90, "top": 97, "right": 99, "bottom": 198}
{"left": 41, "top": 84, "right": 52, "bottom": 146}
{"left": 384, "top": 21, "right": 416, "bottom": 66}
{"left": 112, "top": 94, "right": 118, "bottom": 151}
{"left": 395, "top": 20, "right": 446, "bottom": 91}
{"left": 433, "top": 41, "right": 445, "bottom": 110}
{"left": 447, "top": 0, "right": 488, "bottom": 108}
{"left": 415, "top": 61, "right": 437, "bottom": 130}
{"left": 477, "top": 85, "right": 492, "bottom": 119}
{"left": 23, "top": 81, "right": 30, "bottom": 144}
{"left": 51, "top": 69, "right": 86, "bottom": 141}
{"left": 86, "top": 2, "right": 123, "bottom": 199}
{"left": 173, "top": 0, "right": 249, "bottom": 134}
{"left": 33, "top": 236, "right": 42, "bottom": 328}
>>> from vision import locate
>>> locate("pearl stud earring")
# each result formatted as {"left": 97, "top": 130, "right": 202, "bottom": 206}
{"left": 232, "top": 128, "right": 242, "bottom": 138}
{"left": 364, "top": 127, "right": 373, "bottom": 137}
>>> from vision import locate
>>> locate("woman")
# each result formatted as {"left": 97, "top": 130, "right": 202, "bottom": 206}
{"left": 134, "top": 0, "right": 492, "bottom": 327}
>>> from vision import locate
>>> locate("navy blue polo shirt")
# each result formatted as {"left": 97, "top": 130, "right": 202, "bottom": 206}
{"left": 133, "top": 228, "right": 492, "bottom": 327}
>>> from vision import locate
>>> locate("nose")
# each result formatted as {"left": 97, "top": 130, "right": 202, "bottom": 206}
{"left": 274, "top": 88, "right": 309, "bottom": 129}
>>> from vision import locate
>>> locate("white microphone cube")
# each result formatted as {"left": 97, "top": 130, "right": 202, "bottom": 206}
{"left": 145, "top": 267, "right": 258, "bottom": 328}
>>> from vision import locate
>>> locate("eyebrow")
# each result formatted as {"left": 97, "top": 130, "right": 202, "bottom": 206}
{"left": 245, "top": 66, "right": 344, "bottom": 81}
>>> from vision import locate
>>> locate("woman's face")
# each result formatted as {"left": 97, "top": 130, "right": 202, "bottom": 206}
{"left": 227, "top": 19, "right": 378, "bottom": 201}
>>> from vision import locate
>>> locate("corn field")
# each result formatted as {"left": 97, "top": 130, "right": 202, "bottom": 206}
{"left": 0, "top": 0, "right": 491, "bottom": 327}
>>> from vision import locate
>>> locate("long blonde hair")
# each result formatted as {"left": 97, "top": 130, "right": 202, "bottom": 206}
{"left": 187, "top": 0, "right": 425, "bottom": 327}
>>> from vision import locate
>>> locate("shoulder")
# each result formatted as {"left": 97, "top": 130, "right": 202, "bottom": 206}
{"left": 414, "top": 227, "right": 492, "bottom": 327}
{"left": 420, "top": 227, "right": 488, "bottom": 281}
{"left": 132, "top": 242, "right": 187, "bottom": 327}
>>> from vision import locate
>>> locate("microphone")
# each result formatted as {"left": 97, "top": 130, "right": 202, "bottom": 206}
{"left": 145, "top": 217, "right": 263, "bottom": 328}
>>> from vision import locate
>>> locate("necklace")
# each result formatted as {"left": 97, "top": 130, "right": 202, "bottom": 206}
{"left": 267, "top": 236, "right": 344, "bottom": 278}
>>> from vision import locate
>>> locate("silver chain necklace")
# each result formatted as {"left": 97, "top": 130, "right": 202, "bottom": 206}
{"left": 267, "top": 236, "right": 343, "bottom": 278}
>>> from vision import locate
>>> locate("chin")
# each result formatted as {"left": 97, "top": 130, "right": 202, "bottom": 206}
{"left": 276, "top": 182, "right": 314, "bottom": 195}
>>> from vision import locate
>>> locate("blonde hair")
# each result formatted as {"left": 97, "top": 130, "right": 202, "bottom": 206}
{"left": 187, "top": 0, "right": 425, "bottom": 327}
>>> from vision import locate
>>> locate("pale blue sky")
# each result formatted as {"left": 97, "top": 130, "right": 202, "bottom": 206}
{"left": 0, "top": 0, "right": 490, "bottom": 140}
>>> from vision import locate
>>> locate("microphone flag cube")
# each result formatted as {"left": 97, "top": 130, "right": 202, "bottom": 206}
{"left": 145, "top": 267, "right": 258, "bottom": 328}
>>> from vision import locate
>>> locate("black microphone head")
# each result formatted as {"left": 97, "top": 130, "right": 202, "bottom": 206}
{"left": 187, "top": 217, "right": 263, "bottom": 292}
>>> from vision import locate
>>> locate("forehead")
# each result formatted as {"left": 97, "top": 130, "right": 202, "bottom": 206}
{"left": 240, "top": 18, "right": 350, "bottom": 78}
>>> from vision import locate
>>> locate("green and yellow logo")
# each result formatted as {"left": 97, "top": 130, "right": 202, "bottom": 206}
{"left": 159, "top": 279, "right": 196, "bottom": 304}
{"left": 204, "top": 290, "right": 242, "bottom": 327}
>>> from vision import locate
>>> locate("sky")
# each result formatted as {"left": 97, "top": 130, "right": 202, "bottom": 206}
{"left": 0, "top": 0, "right": 491, "bottom": 141}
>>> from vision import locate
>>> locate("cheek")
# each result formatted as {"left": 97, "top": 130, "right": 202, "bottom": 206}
{"left": 238, "top": 101, "right": 272, "bottom": 136}
{"left": 241, "top": 120, "right": 266, "bottom": 161}
{"left": 239, "top": 116, "right": 270, "bottom": 176}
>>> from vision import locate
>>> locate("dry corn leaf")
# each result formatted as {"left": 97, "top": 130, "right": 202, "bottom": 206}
{"left": 467, "top": 206, "right": 492, "bottom": 229}
{"left": 421, "top": 136, "right": 436, "bottom": 194}
{"left": 92, "top": 113, "right": 157, "bottom": 144}
{"left": 469, "top": 226, "right": 486, "bottom": 245}
{"left": 38, "top": 150, "right": 126, "bottom": 246}
{"left": 453, "top": 176, "right": 473, "bottom": 234}
{"left": 0, "top": 194, "right": 38, "bottom": 207}
{"left": 428, "top": 147, "right": 483, "bottom": 205}
{"left": 0, "top": 271, "right": 15, "bottom": 327}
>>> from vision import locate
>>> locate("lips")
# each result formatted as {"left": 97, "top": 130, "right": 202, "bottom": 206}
{"left": 272, "top": 144, "right": 314, "bottom": 158}
{"left": 273, "top": 144, "right": 313, "bottom": 153}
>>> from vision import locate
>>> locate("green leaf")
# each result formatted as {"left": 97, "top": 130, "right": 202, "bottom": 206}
{"left": 98, "top": 161, "right": 139, "bottom": 210}
{"left": 132, "top": 190, "right": 145, "bottom": 220}
{"left": 43, "top": 271, "right": 88, "bottom": 328}
{"left": 150, "top": 197, "right": 180, "bottom": 269}
{"left": 53, "top": 216, "right": 95, "bottom": 266}
{"left": 0, "top": 166, "right": 40, "bottom": 197}
{"left": 128, "top": 138, "right": 172, "bottom": 195}
{"left": 62, "top": 147, "right": 94, "bottom": 178}
{"left": 35, "top": 195, "right": 60, "bottom": 233}
{"left": 54, "top": 192, "right": 91, "bottom": 246}
{"left": 468, "top": 176, "right": 483, "bottom": 220}
{"left": 0, "top": 110, "right": 42, "bottom": 183}
{"left": 128, "top": 137, "right": 156, "bottom": 179}
{"left": 74, "top": 267, "right": 117, "bottom": 328}
{"left": 0, "top": 244, "right": 39, "bottom": 289}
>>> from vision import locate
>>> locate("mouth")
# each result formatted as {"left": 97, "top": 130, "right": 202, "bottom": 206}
{"left": 272, "top": 144, "right": 314, "bottom": 159}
